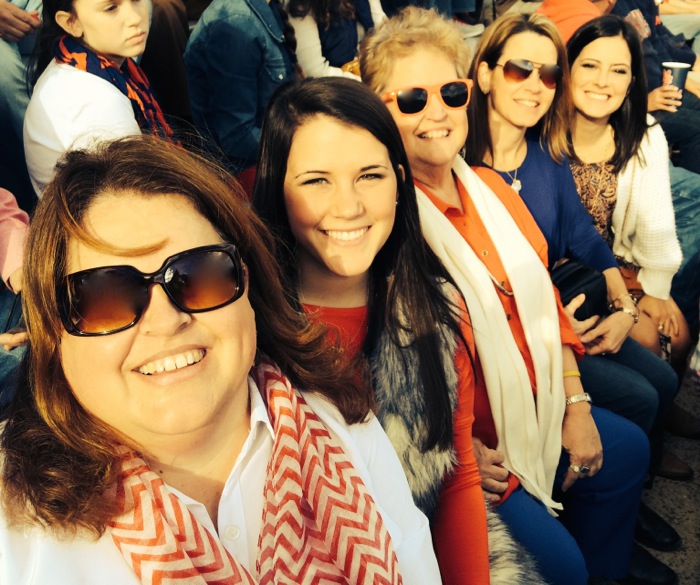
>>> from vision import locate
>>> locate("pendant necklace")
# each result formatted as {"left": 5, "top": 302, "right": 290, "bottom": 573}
{"left": 505, "top": 167, "right": 521, "bottom": 192}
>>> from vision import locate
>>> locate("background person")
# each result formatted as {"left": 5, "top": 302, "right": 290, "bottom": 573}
{"left": 0, "top": 0, "right": 40, "bottom": 211}
{"left": 287, "top": 0, "right": 385, "bottom": 78}
{"left": 24, "top": 0, "right": 174, "bottom": 195}
{"left": 185, "top": 0, "right": 299, "bottom": 194}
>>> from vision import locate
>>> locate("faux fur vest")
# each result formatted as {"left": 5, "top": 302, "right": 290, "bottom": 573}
{"left": 370, "top": 286, "right": 545, "bottom": 584}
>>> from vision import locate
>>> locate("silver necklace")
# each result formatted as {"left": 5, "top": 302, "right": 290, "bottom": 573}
{"left": 505, "top": 167, "right": 521, "bottom": 192}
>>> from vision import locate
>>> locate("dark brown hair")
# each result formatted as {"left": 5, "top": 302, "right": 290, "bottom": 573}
{"left": 567, "top": 15, "right": 649, "bottom": 173}
{"left": 254, "top": 77, "right": 472, "bottom": 453}
{"left": 1, "top": 135, "right": 370, "bottom": 534}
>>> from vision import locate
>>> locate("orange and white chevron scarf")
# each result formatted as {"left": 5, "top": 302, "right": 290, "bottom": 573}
{"left": 108, "top": 358, "right": 402, "bottom": 584}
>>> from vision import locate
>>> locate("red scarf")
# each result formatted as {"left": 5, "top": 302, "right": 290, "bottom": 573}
{"left": 108, "top": 358, "right": 402, "bottom": 584}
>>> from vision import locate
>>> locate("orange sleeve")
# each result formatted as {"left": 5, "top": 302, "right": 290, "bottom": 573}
{"left": 432, "top": 317, "right": 490, "bottom": 585}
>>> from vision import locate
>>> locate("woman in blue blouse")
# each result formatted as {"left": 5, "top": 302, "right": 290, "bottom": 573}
{"left": 465, "top": 13, "right": 682, "bottom": 584}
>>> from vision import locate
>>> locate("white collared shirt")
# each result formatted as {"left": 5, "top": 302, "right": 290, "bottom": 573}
{"left": 0, "top": 379, "right": 441, "bottom": 584}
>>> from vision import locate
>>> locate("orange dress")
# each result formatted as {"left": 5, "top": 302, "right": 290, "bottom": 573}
{"left": 303, "top": 302, "right": 491, "bottom": 585}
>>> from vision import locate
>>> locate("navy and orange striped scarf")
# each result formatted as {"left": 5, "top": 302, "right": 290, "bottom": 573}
{"left": 54, "top": 35, "right": 175, "bottom": 142}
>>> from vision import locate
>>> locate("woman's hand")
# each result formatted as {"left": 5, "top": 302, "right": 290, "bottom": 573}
{"left": 561, "top": 406, "right": 603, "bottom": 492}
{"left": 0, "top": 326, "right": 27, "bottom": 350}
{"left": 563, "top": 293, "right": 599, "bottom": 336}
{"left": 579, "top": 311, "right": 633, "bottom": 355}
{"left": 638, "top": 295, "right": 682, "bottom": 337}
{"left": 0, "top": 0, "right": 39, "bottom": 43}
{"left": 637, "top": 294, "right": 676, "bottom": 335}
{"left": 647, "top": 86, "right": 683, "bottom": 112}
{"left": 472, "top": 437, "right": 509, "bottom": 503}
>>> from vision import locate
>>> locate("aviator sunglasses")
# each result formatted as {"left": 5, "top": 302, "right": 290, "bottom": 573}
{"left": 494, "top": 59, "right": 562, "bottom": 90}
{"left": 381, "top": 79, "right": 473, "bottom": 115}
{"left": 58, "top": 243, "right": 245, "bottom": 336}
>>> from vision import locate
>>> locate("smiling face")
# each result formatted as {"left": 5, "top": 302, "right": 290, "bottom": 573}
{"left": 381, "top": 46, "right": 468, "bottom": 179}
{"left": 283, "top": 115, "right": 398, "bottom": 293}
{"left": 57, "top": 0, "right": 149, "bottom": 67}
{"left": 478, "top": 31, "right": 559, "bottom": 131}
{"left": 60, "top": 193, "right": 256, "bottom": 447}
{"left": 570, "top": 35, "right": 632, "bottom": 124}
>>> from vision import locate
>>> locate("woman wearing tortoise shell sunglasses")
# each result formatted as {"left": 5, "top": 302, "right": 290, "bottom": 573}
{"left": 0, "top": 134, "right": 441, "bottom": 584}
{"left": 361, "top": 7, "right": 649, "bottom": 585}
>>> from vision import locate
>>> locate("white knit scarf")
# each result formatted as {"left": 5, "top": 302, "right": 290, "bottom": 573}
{"left": 415, "top": 156, "right": 565, "bottom": 513}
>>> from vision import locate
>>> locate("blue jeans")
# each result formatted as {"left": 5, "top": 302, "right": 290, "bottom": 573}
{"left": 495, "top": 406, "right": 649, "bottom": 583}
{"left": 578, "top": 338, "right": 677, "bottom": 433}
{"left": 669, "top": 163, "right": 700, "bottom": 331}
{"left": 0, "top": 288, "right": 26, "bottom": 414}
{"left": 579, "top": 339, "right": 676, "bottom": 478}
{"left": 0, "top": 0, "right": 41, "bottom": 211}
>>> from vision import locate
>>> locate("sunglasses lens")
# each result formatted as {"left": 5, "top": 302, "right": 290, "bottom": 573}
{"left": 502, "top": 59, "right": 533, "bottom": 83}
{"left": 539, "top": 65, "right": 562, "bottom": 89}
{"left": 440, "top": 81, "right": 470, "bottom": 108}
{"left": 396, "top": 87, "right": 428, "bottom": 114}
{"left": 166, "top": 249, "right": 241, "bottom": 311}
{"left": 62, "top": 268, "right": 147, "bottom": 335}
{"left": 502, "top": 60, "right": 560, "bottom": 89}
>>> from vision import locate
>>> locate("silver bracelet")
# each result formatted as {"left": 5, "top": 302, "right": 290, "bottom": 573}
{"left": 565, "top": 393, "right": 592, "bottom": 406}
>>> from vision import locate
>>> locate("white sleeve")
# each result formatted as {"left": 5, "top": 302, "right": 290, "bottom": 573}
{"left": 24, "top": 64, "right": 141, "bottom": 195}
{"left": 304, "top": 393, "right": 442, "bottom": 585}
{"left": 614, "top": 122, "right": 682, "bottom": 299}
{"left": 288, "top": 12, "right": 360, "bottom": 79}
{"left": 368, "top": 0, "right": 386, "bottom": 28}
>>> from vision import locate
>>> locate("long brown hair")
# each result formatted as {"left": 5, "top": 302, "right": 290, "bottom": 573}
{"left": 465, "top": 12, "right": 574, "bottom": 165}
{"left": 1, "top": 135, "right": 371, "bottom": 534}
{"left": 254, "top": 78, "right": 473, "bottom": 453}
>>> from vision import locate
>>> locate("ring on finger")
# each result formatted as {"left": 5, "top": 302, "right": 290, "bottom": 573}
{"left": 579, "top": 465, "right": 591, "bottom": 477}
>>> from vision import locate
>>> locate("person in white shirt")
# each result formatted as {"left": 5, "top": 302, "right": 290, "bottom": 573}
{"left": 23, "top": 0, "right": 174, "bottom": 195}
{"left": 0, "top": 135, "right": 441, "bottom": 585}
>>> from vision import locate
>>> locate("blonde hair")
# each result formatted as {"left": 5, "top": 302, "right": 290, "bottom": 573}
{"left": 465, "top": 12, "right": 573, "bottom": 164}
{"left": 360, "top": 7, "right": 471, "bottom": 93}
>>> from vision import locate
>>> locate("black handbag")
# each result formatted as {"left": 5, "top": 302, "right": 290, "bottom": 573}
{"left": 550, "top": 260, "right": 608, "bottom": 321}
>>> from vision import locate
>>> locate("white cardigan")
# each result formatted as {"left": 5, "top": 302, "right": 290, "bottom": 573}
{"left": 612, "top": 116, "right": 682, "bottom": 300}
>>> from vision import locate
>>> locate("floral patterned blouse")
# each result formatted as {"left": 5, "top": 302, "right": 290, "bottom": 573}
{"left": 570, "top": 159, "right": 638, "bottom": 271}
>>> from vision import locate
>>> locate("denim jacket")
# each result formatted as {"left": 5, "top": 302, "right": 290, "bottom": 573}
{"left": 185, "top": 0, "right": 295, "bottom": 172}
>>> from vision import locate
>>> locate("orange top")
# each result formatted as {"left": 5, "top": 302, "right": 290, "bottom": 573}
{"left": 536, "top": 0, "right": 600, "bottom": 44}
{"left": 418, "top": 167, "right": 583, "bottom": 505}
{"left": 303, "top": 301, "right": 490, "bottom": 585}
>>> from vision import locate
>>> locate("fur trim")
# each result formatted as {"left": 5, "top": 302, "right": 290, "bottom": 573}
{"left": 371, "top": 307, "right": 458, "bottom": 518}
{"left": 370, "top": 282, "right": 546, "bottom": 583}
{"left": 487, "top": 506, "right": 546, "bottom": 584}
